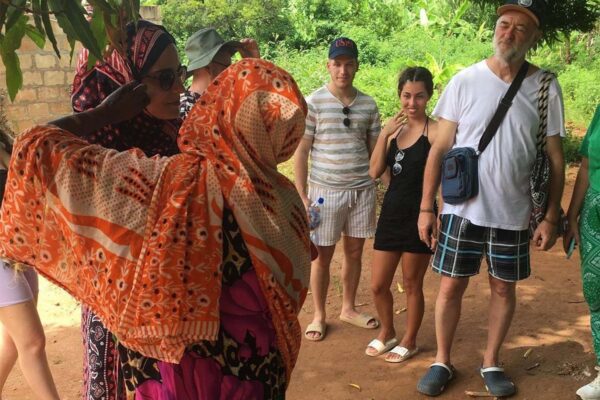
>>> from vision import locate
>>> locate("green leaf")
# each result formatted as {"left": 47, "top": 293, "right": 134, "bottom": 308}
{"left": 451, "top": 0, "right": 470, "bottom": 25}
{"left": 31, "top": 0, "right": 46, "bottom": 37}
{"left": 90, "top": 9, "right": 108, "bottom": 48}
{"left": 5, "top": 0, "right": 26, "bottom": 31}
{"left": 68, "top": 37, "right": 76, "bottom": 63}
{"left": 48, "top": 0, "right": 81, "bottom": 61}
{"left": 4, "top": 15, "right": 27, "bottom": 52}
{"left": 88, "top": 0, "right": 114, "bottom": 14}
{"left": 41, "top": 0, "right": 61, "bottom": 58}
{"left": 25, "top": 24, "right": 46, "bottom": 49}
{"left": 0, "top": 3, "right": 9, "bottom": 29}
{"left": 107, "top": 0, "right": 122, "bottom": 9}
{"left": 87, "top": 9, "right": 107, "bottom": 69}
{"left": 62, "top": 0, "right": 103, "bottom": 60}
{"left": 127, "top": 0, "right": 140, "bottom": 23}
{"left": 48, "top": 0, "right": 79, "bottom": 41}
{"left": 0, "top": 20, "right": 26, "bottom": 101}
{"left": 1, "top": 49, "right": 23, "bottom": 102}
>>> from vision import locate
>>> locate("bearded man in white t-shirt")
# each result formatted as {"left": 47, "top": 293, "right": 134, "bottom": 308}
{"left": 416, "top": 0, "right": 565, "bottom": 397}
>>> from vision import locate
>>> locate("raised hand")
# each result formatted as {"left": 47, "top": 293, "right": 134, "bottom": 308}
{"left": 381, "top": 111, "right": 407, "bottom": 138}
{"left": 238, "top": 38, "right": 261, "bottom": 59}
{"left": 97, "top": 82, "right": 151, "bottom": 125}
{"left": 49, "top": 82, "right": 151, "bottom": 137}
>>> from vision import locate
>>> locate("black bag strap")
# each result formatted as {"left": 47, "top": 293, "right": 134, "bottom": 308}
{"left": 477, "top": 61, "right": 530, "bottom": 154}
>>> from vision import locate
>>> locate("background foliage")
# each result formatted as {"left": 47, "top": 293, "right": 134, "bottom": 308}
{"left": 0, "top": 0, "right": 141, "bottom": 100}
{"left": 0, "top": 0, "right": 598, "bottom": 161}
{"left": 144, "top": 0, "right": 599, "bottom": 132}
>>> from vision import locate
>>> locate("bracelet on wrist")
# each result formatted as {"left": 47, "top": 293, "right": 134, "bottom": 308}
{"left": 420, "top": 208, "right": 435, "bottom": 214}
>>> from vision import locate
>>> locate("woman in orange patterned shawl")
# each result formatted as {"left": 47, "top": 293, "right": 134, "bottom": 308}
{"left": 0, "top": 59, "right": 310, "bottom": 399}
{"left": 71, "top": 20, "right": 184, "bottom": 400}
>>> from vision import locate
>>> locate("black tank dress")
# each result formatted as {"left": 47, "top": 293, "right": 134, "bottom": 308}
{"left": 374, "top": 132, "right": 434, "bottom": 253}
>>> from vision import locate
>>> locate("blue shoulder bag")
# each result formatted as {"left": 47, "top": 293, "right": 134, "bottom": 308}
{"left": 441, "top": 61, "right": 530, "bottom": 205}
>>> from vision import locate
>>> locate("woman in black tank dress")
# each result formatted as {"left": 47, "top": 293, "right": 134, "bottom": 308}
{"left": 365, "top": 67, "right": 437, "bottom": 362}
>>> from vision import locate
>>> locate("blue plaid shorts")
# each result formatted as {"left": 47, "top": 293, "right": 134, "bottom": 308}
{"left": 432, "top": 214, "right": 530, "bottom": 282}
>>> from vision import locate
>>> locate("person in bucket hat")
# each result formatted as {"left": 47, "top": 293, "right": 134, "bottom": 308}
{"left": 185, "top": 28, "right": 241, "bottom": 75}
{"left": 416, "top": 0, "right": 565, "bottom": 397}
{"left": 179, "top": 28, "right": 260, "bottom": 119}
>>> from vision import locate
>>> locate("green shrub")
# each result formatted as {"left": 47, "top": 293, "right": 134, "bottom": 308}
{"left": 558, "top": 65, "right": 600, "bottom": 126}
{"left": 272, "top": 47, "right": 329, "bottom": 96}
{"left": 151, "top": 0, "right": 598, "bottom": 128}
{"left": 563, "top": 128, "right": 584, "bottom": 165}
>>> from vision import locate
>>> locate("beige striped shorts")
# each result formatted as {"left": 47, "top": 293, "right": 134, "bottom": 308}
{"left": 308, "top": 185, "right": 376, "bottom": 246}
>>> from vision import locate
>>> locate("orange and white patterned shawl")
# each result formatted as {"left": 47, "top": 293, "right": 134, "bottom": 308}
{"left": 0, "top": 59, "right": 310, "bottom": 378}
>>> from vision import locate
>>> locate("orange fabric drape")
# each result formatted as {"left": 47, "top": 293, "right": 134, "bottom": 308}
{"left": 0, "top": 59, "right": 310, "bottom": 380}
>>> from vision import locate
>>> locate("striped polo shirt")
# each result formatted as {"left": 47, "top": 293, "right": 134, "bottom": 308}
{"left": 305, "top": 86, "right": 381, "bottom": 189}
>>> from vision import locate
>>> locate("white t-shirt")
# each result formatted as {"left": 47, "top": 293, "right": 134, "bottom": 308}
{"left": 433, "top": 60, "right": 565, "bottom": 230}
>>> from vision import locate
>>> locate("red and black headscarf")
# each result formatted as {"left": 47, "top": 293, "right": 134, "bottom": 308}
{"left": 71, "top": 20, "right": 180, "bottom": 156}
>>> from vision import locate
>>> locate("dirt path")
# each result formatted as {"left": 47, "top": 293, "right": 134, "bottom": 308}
{"left": 5, "top": 167, "right": 595, "bottom": 400}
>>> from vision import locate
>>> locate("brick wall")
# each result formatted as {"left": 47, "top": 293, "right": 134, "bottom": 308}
{"left": 0, "top": 6, "right": 162, "bottom": 135}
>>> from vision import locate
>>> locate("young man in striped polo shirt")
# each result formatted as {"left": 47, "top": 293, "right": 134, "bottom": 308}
{"left": 294, "top": 37, "right": 381, "bottom": 341}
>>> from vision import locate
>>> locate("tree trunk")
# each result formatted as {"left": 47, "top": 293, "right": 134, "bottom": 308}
{"left": 564, "top": 31, "right": 572, "bottom": 64}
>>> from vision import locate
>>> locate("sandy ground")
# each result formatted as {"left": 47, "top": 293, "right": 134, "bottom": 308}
{"left": 4, "top": 167, "right": 597, "bottom": 400}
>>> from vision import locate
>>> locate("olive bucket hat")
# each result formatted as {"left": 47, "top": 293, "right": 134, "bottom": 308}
{"left": 185, "top": 28, "right": 240, "bottom": 74}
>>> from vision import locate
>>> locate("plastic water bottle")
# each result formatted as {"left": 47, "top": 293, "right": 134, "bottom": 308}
{"left": 308, "top": 197, "right": 324, "bottom": 230}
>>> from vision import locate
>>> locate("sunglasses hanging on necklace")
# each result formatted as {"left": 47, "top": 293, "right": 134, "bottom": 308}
{"left": 392, "top": 148, "right": 405, "bottom": 176}
{"left": 392, "top": 117, "right": 429, "bottom": 176}
{"left": 342, "top": 106, "right": 351, "bottom": 127}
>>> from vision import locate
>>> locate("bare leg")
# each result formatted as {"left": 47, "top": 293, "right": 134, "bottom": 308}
{"left": 0, "top": 301, "right": 60, "bottom": 400}
{"left": 306, "top": 244, "right": 336, "bottom": 340}
{"left": 340, "top": 236, "right": 376, "bottom": 326}
{"left": 482, "top": 276, "right": 516, "bottom": 368}
{"left": 366, "top": 250, "right": 402, "bottom": 355}
{"left": 398, "top": 252, "right": 430, "bottom": 350}
{"left": 0, "top": 293, "right": 38, "bottom": 399}
{"left": 434, "top": 276, "right": 470, "bottom": 365}
{"left": 0, "top": 321, "right": 18, "bottom": 397}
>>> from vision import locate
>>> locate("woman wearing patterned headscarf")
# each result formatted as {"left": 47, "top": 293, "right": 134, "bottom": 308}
{"left": 71, "top": 20, "right": 183, "bottom": 154}
{"left": 0, "top": 58, "right": 310, "bottom": 399}
{"left": 70, "top": 19, "right": 185, "bottom": 400}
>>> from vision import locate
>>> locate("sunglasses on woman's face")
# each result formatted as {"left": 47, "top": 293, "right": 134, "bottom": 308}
{"left": 342, "top": 106, "right": 351, "bottom": 127}
{"left": 144, "top": 65, "right": 187, "bottom": 91}
{"left": 392, "top": 149, "right": 405, "bottom": 176}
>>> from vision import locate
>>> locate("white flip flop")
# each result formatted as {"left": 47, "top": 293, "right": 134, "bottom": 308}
{"left": 365, "top": 337, "right": 399, "bottom": 357}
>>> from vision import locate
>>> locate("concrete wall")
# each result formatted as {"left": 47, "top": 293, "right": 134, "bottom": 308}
{"left": 0, "top": 6, "right": 162, "bottom": 135}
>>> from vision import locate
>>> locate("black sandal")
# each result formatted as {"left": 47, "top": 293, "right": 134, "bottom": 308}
{"left": 480, "top": 366, "right": 516, "bottom": 397}
{"left": 417, "top": 362, "right": 455, "bottom": 396}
